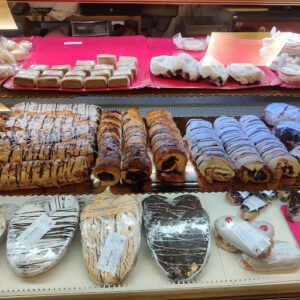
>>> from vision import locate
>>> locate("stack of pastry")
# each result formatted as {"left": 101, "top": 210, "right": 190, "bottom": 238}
{"left": 13, "top": 56, "right": 137, "bottom": 89}
{"left": 0, "top": 102, "right": 102, "bottom": 191}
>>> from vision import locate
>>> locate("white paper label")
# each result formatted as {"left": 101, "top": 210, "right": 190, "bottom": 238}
{"left": 17, "top": 213, "right": 55, "bottom": 248}
{"left": 267, "top": 243, "right": 299, "bottom": 264}
{"left": 64, "top": 41, "right": 82, "bottom": 45}
{"left": 242, "top": 195, "right": 266, "bottom": 211}
{"left": 97, "top": 232, "right": 126, "bottom": 274}
{"left": 232, "top": 222, "right": 271, "bottom": 256}
{"left": 238, "top": 191, "right": 250, "bottom": 199}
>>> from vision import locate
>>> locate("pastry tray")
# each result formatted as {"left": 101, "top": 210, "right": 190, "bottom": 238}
{"left": 1, "top": 193, "right": 300, "bottom": 299}
{"left": 1, "top": 116, "right": 299, "bottom": 196}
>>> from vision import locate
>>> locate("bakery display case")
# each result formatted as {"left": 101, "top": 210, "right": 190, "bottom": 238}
{"left": 1, "top": 2, "right": 300, "bottom": 299}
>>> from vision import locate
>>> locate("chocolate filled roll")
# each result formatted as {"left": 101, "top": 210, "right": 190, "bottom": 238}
{"left": 146, "top": 109, "right": 187, "bottom": 173}
{"left": 93, "top": 111, "right": 122, "bottom": 186}
{"left": 214, "top": 116, "right": 271, "bottom": 183}
{"left": 121, "top": 108, "right": 152, "bottom": 184}
{"left": 240, "top": 115, "right": 300, "bottom": 179}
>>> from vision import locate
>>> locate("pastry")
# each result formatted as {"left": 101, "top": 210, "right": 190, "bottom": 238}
{"left": 36, "top": 76, "right": 60, "bottom": 88}
{"left": 240, "top": 115, "right": 300, "bottom": 179}
{"left": 61, "top": 76, "right": 84, "bottom": 89}
{"left": 118, "top": 56, "right": 137, "bottom": 66}
{"left": 150, "top": 55, "right": 176, "bottom": 78}
{"left": 226, "top": 191, "right": 251, "bottom": 206}
{"left": 81, "top": 191, "right": 142, "bottom": 286}
{"left": 94, "top": 64, "right": 114, "bottom": 74}
{"left": 91, "top": 70, "right": 111, "bottom": 79}
{"left": 0, "top": 64, "right": 14, "bottom": 79}
{"left": 240, "top": 241, "right": 300, "bottom": 272}
{"left": 116, "top": 62, "right": 137, "bottom": 77}
{"left": 84, "top": 76, "right": 107, "bottom": 89}
{"left": 263, "top": 103, "right": 300, "bottom": 126}
{"left": 0, "top": 213, "right": 6, "bottom": 243}
{"left": 214, "top": 116, "right": 271, "bottom": 183}
{"left": 185, "top": 119, "right": 235, "bottom": 183}
{"left": 0, "top": 50, "right": 16, "bottom": 64}
{"left": 97, "top": 54, "right": 116, "bottom": 66}
{"left": 13, "top": 70, "right": 39, "bottom": 87}
{"left": 10, "top": 47, "right": 28, "bottom": 61}
{"left": 240, "top": 194, "right": 269, "bottom": 221}
{"left": 278, "top": 64, "right": 300, "bottom": 85}
{"left": 227, "top": 63, "right": 264, "bottom": 84}
{"left": 274, "top": 121, "right": 300, "bottom": 150}
{"left": 64, "top": 70, "right": 86, "bottom": 78}
{"left": 108, "top": 76, "right": 130, "bottom": 88}
{"left": 73, "top": 65, "right": 92, "bottom": 76}
{"left": 113, "top": 69, "right": 133, "bottom": 82}
{"left": 0, "top": 156, "right": 90, "bottom": 191}
{"left": 93, "top": 111, "right": 121, "bottom": 186}
{"left": 18, "top": 40, "right": 32, "bottom": 51}
{"left": 41, "top": 70, "right": 64, "bottom": 78}
{"left": 121, "top": 108, "right": 152, "bottom": 184}
{"left": 143, "top": 194, "right": 211, "bottom": 282}
{"left": 75, "top": 60, "right": 95, "bottom": 67}
{"left": 214, "top": 216, "right": 273, "bottom": 258}
{"left": 146, "top": 109, "right": 187, "bottom": 173}
{"left": 255, "top": 190, "right": 278, "bottom": 202}
{"left": 51, "top": 65, "right": 71, "bottom": 74}
{"left": 174, "top": 53, "right": 199, "bottom": 81}
{"left": 28, "top": 65, "right": 49, "bottom": 72}
{"left": 288, "top": 191, "right": 300, "bottom": 222}
{"left": 7, "top": 196, "right": 79, "bottom": 276}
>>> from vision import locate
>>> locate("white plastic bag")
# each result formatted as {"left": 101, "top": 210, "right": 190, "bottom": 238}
{"left": 173, "top": 32, "right": 208, "bottom": 52}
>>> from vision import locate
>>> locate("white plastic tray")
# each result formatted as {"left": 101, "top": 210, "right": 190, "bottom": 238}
{"left": 0, "top": 192, "right": 299, "bottom": 299}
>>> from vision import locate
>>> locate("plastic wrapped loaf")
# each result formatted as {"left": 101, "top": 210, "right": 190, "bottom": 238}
{"left": 7, "top": 195, "right": 79, "bottom": 276}
{"left": 214, "top": 216, "right": 273, "bottom": 258}
{"left": 185, "top": 118, "right": 235, "bottom": 183}
{"left": 150, "top": 55, "right": 176, "bottom": 78}
{"left": 240, "top": 241, "right": 300, "bottom": 272}
{"left": 263, "top": 103, "right": 300, "bottom": 126}
{"left": 173, "top": 32, "right": 208, "bottom": 51}
{"left": 0, "top": 64, "right": 14, "bottom": 79}
{"left": 143, "top": 194, "right": 211, "bottom": 282}
{"left": 288, "top": 191, "right": 300, "bottom": 222}
{"left": 80, "top": 191, "right": 142, "bottom": 286}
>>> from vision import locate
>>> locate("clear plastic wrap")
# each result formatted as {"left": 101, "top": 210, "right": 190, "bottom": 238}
{"left": 240, "top": 194, "right": 269, "bottom": 221}
{"left": 173, "top": 32, "right": 208, "bottom": 52}
{"left": 0, "top": 49, "right": 16, "bottom": 64}
{"left": 278, "top": 63, "right": 300, "bottom": 85}
{"left": 281, "top": 32, "right": 300, "bottom": 57}
{"left": 7, "top": 195, "right": 79, "bottom": 277}
{"left": 0, "top": 203, "right": 18, "bottom": 243}
{"left": 80, "top": 191, "right": 142, "bottom": 286}
{"left": 143, "top": 194, "right": 211, "bottom": 282}
{"left": 18, "top": 40, "right": 33, "bottom": 51}
{"left": 0, "top": 64, "right": 14, "bottom": 79}
{"left": 240, "top": 240, "right": 300, "bottom": 272}
{"left": 214, "top": 216, "right": 273, "bottom": 258}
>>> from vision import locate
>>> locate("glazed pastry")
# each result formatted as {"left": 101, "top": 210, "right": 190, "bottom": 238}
{"left": 240, "top": 115, "right": 300, "bottom": 179}
{"left": 7, "top": 196, "right": 79, "bottom": 276}
{"left": 0, "top": 156, "right": 90, "bottom": 191}
{"left": 288, "top": 191, "right": 300, "bottom": 222}
{"left": 146, "top": 109, "right": 187, "bottom": 173}
{"left": 185, "top": 119, "right": 234, "bottom": 183}
{"left": 51, "top": 65, "right": 71, "bottom": 74}
{"left": 93, "top": 111, "right": 122, "bottom": 186}
{"left": 121, "top": 108, "right": 152, "bottom": 184}
{"left": 227, "top": 63, "right": 264, "bottom": 84}
{"left": 36, "top": 77, "right": 60, "bottom": 88}
{"left": 214, "top": 216, "right": 273, "bottom": 258}
{"left": 143, "top": 194, "right": 210, "bottom": 282}
{"left": 174, "top": 53, "right": 199, "bottom": 81}
{"left": 254, "top": 190, "right": 278, "bottom": 203}
{"left": 214, "top": 116, "right": 271, "bottom": 183}
{"left": 61, "top": 76, "right": 84, "bottom": 89}
{"left": 97, "top": 54, "right": 116, "bottom": 67}
{"left": 84, "top": 76, "right": 107, "bottom": 89}
{"left": 81, "top": 191, "right": 142, "bottom": 286}
{"left": 240, "top": 194, "right": 269, "bottom": 221}
{"left": 240, "top": 241, "right": 300, "bottom": 272}
{"left": 108, "top": 76, "right": 130, "bottom": 88}
{"left": 273, "top": 121, "right": 300, "bottom": 150}
{"left": 0, "top": 140, "right": 95, "bottom": 163}
{"left": 263, "top": 103, "right": 300, "bottom": 126}
{"left": 41, "top": 70, "right": 64, "bottom": 78}
{"left": 226, "top": 191, "right": 251, "bottom": 206}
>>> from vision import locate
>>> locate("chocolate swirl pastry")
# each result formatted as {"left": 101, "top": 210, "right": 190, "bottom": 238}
{"left": 143, "top": 194, "right": 211, "bottom": 282}
{"left": 146, "top": 110, "right": 187, "bottom": 173}
{"left": 93, "top": 111, "right": 122, "bottom": 186}
{"left": 185, "top": 119, "right": 235, "bottom": 183}
{"left": 214, "top": 116, "right": 271, "bottom": 183}
{"left": 240, "top": 115, "right": 300, "bottom": 179}
{"left": 288, "top": 191, "right": 300, "bottom": 222}
{"left": 121, "top": 108, "right": 152, "bottom": 184}
{"left": 0, "top": 156, "right": 90, "bottom": 191}
{"left": 273, "top": 121, "right": 300, "bottom": 151}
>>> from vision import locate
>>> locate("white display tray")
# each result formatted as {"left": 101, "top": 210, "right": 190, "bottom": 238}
{"left": 0, "top": 192, "right": 299, "bottom": 299}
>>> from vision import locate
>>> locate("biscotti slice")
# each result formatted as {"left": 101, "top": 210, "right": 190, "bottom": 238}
{"left": 28, "top": 64, "right": 49, "bottom": 72}
{"left": 41, "top": 70, "right": 64, "bottom": 79}
{"left": 64, "top": 70, "right": 86, "bottom": 78}
{"left": 76, "top": 60, "right": 95, "bottom": 67}
{"left": 80, "top": 191, "right": 142, "bottom": 286}
{"left": 91, "top": 70, "right": 111, "bottom": 79}
{"left": 51, "top": 65, "right": 71, "bottom": 74}
{"left": 13, "top": 70, "right": 39, "bottom": 87}
{"left": 61, "top": 76, "right": 83, "bottom": 89}
{"left": 118, "top": 56, "right": 138, "bottom": 66}
{"left": 116, "top": 62, "right": 137, "bottom": 77}
{"left": 94, "top": 64, "right": 114, "bottom": 73}
{"left": 73, "top": 65, "right": 92, "bottom": 76}
{"left": 113, "top": 69, "right": 133, "bottom": 82}
{"left": 97, "top": 54, "right": 116, "bottom": 67}
{"left": 84, "top": 76, "right": 107, "bottom": 89}
{"left": 108, "top": 75, "right": 130, "bottom": 88}
{"left": 37, "top": 76, "right": 61, "bottom": 88}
